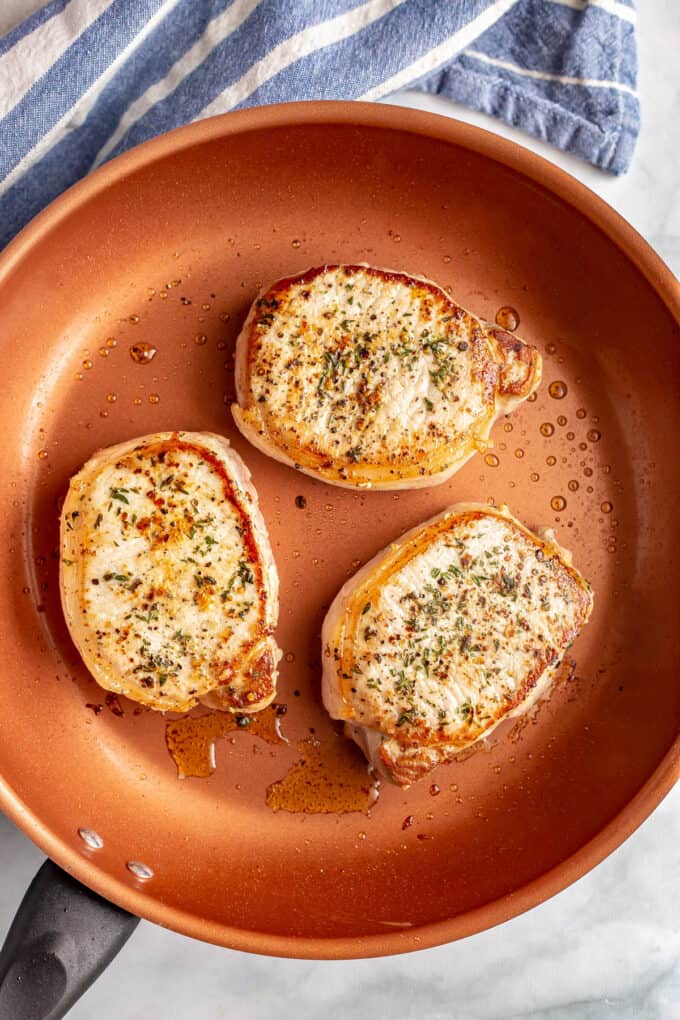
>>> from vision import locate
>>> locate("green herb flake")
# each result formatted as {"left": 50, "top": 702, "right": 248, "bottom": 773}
{"left": 109, "top": 487, "right": 130, "bottom": 505}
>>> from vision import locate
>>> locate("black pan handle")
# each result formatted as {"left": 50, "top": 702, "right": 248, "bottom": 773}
{"left": 0, "top": 859, "right": 139, "bottom": 1020}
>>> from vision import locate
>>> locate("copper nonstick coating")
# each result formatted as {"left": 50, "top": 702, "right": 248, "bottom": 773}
{"left": 0, "top": 102, "right": 678, "bottom": 960}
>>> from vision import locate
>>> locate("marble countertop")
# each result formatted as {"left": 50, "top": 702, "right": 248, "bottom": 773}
{"left": 1, "top": 2, "right": 679, "bottom": 1018}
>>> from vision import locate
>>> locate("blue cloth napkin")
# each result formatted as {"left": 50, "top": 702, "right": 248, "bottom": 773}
{"left": 0, "top": 0, "right": 638, "bottom": 250}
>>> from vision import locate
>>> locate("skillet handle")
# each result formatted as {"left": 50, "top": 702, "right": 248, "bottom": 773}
{"left": 0, "top": 859, "right": 139, "bottom": 1020}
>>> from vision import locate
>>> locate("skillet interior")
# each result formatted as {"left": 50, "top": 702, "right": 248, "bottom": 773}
{"left": 0, "top": 104, "right": 678, "bottom": 957}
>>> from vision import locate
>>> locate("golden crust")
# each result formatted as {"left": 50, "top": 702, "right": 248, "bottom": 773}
{"left": 322, "top": 503, "right": 593, "bottom": 786}
{"left": 60, "top": 432, "right": 281, "bottom": 713}
{"left": 232, "top": 265, "right": 542, "bottom": 490}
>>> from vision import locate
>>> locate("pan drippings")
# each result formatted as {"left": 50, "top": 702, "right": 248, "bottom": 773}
{"left": 266, "top": 734, "right": 380, "bottom": 815}
{"left": 166, "top": 708, "right": 379, "bottom": 816}
{"left": 165, "top": 705, "right": 286, "bottom": 778}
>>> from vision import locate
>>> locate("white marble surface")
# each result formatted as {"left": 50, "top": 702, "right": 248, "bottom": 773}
{"left": 1, "top": 2, "right": 679, "bottom": 1018}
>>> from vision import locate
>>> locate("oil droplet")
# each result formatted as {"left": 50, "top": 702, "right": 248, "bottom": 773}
{"left": 602, "top": 465, "right": 611, "bottom": 474}
{"left": 133, "top": 397, "right": 142, "bottom": 406}
{"left": 514, "top": 448, "right": 524, "bottom": 459}
{"left": 106, "top": 393, "right": 117, "bottom": 403}
{"left": 194, "top": 333, "right": 207, "bottom": 346}
{"left": 38, "top": 449, "right": 48, "bottom": 460}
{"left": 392, "top": 234, "right": 401, "bottom": 243}
{"left": 503, "top": 422, "right": 513, "bottom": 433}
{"left": 587, "top": 429, "right": 602, "bottom": 442}
{"left": 443, "top": 255, "right": 452, "bottom": 264}
{"left": 98, "top": 347, "right": 109, "bottom": 358}
{"left": 430, "top": 784, "right": 441, "bottom": 796}
{"left": 219, "top": 312, "right": 230, "bottom": 322}
{"left": 557, "top": 415, "right": 567, "bottom": 427}
{"left": 576, "top": 408, "right": 586, "bottom": 419}
{"left": 568, "top": 479, "right": 579, "bottom": 492}
{"left": 291, "top": 239, "right": 301, "bottom": 249}
{"left": 495, "top": 306, "right": 520, "bottom": 331}
{"left": 284, "top": 652, "right": 295, "bottom": 663}
{"left": 266, "top": 735, "right": 379, "bottom": 815}
{"left": 548, "top": 380, "right": 567, "bottom": 399}
{"left": 601, "top": 501, "right": 613, "bottom": 514}
{"left": 99, "top": 410, "right": 108, "bottom": 418}
{"left": 484, "top": 453, "right": 499, "bottom": 468}
{"left": 129, "top": 314, "right": 140, "bottom": 324}
{"left": 583, "top": 467, "right": 593, "bottom": 477}
{"left": 129, "top": 341, "right": 157, "bottom": 364}
{"left": 587, "top": 485, "right": 594, "bottom": 494}
{"left": 551, "top": 496, "right": 566, "bottom": 512}
{"left": 579, "top": 442, "right": 588, "bottom": 451}
{"left": 499, "top": 443, "right": 507, "bottom": 452}
{"left": 105, "top": 337, "right": 117, "bottom": 349}
{"left": 540, "top": 422, "right": 554, "bottom": 437}
{"left": 201, "top": 303, "right": 211, "bottom": 311}
{"left": 82, "top": 359, "right": 93, "bottom": 370}
{"left": 566, "top": 431, "right": 575, "bottom": 441}
{"left": 159, "top": 290, "right": 168, "bottom": 300}
{"left": 147, "top": 287, "right": 157, "bottom": 297}
{"left": 325, "top": 503, "right": 333, "bottom": 511}
{"left": 546, "top": 455, "right": 556, "bottom": 466}
{"left": 527, "top": 392, "right": 538, "bottom": 402}
{"left": 148, "top": 393, "right": 160, "bottom": 404}
{"left": 530, "top": 472, "right": 540, "bottom": 482}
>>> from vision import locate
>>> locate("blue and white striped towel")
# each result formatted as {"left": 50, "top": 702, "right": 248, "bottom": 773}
{"left": 0, "top": 0, "right": 638, "bottom": 250}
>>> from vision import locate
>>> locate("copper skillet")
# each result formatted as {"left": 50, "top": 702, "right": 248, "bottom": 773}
{"left": 0, "top": 102, "right": 678, "bottom": 1017}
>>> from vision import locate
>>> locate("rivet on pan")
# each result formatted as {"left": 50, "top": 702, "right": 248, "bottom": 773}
{"left": 78, "top": 828, "right": 104, "bottom": 850}
{"left": 126, "top": 861, "right": 154, "bottom": 880}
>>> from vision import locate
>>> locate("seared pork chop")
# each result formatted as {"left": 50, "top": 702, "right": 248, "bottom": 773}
{"left": 233, "top": 265, "right": 541, "bottom": 490}
{"left": 60, "top": 431, "right": 280, "bottom": 713}
{"left": 322, "top": 503, "right": 593, "bottom": 786}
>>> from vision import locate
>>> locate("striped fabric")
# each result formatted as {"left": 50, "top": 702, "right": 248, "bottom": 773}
{"left": 0, "top": 0, "right": 638, "bottom": 249}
